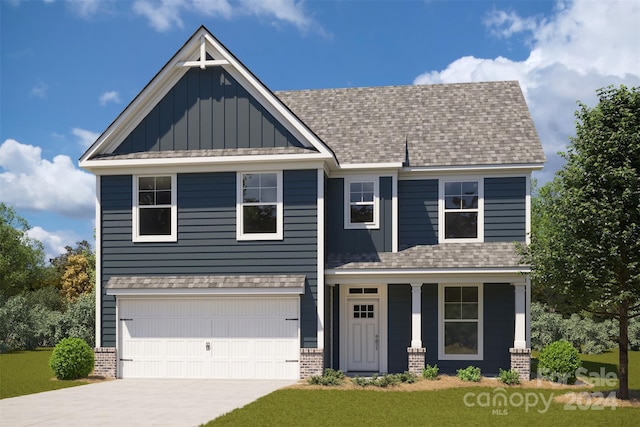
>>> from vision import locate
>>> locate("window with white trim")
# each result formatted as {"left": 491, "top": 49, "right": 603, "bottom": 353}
{"left": 133, "top": 175, "right": 177, "bottom": 242}
{"left": 237, "top": 171, "right": 283, "bottom": 240}
{"left": 439, "top": 179, "right": 483, "bottom": 242}
{"left": 344, "top": 177, "right": 379, "bottom": 229}
{"left": 438, "top": 284, "right": 483, "bottom": 360}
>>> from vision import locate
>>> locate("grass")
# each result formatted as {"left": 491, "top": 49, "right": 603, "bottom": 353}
{"left": 203, "top": 350, "right": 639, "bottom": 427}
{"left": 0, "top": 348, "right": 89, "bottom": 399}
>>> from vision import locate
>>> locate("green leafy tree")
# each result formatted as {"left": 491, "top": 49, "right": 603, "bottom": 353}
{"left": 0, "top": 203, "right": 47, "bottom": 299}
{"left": 523, "top": 85, "right": 640, "bottom": 399}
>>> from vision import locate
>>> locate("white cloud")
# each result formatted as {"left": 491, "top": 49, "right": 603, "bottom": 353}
{"left": 72, "top": 128, "right": 100, "bottom": 149}
{"left": 98, "top": 90, "right": 121, "bottom": 106}
{"left": 132, "top": 0, "right": 321, "bottom": 33}
{"left": 0, "top": 139, "right": 95, "bottom": 218}
{"left": 414, "top": 0, "right": 640, "bottom": 183}
{"left": 133, "top": 0, "right": 185, "bottom": 32}
{"left": 30, "top": 81, "right": 48, "bottom": 98}
{"left": 26, "top": 226, "right": 79, "bottom": 261}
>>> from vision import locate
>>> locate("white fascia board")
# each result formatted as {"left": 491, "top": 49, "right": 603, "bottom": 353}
{"left": 324, "top": 269, "right": 529, "bottom": 285}
{"left": 338, "top": 162, "right": 404, "bottom": 171}
{"left": 399, "top": 163, "right": 544, "bottom": 179}
{"left": 106, "top": 287, "right": 305, "bottom": 296}
{"left": 81, "top": 156, "right": 328, "bottom": 175}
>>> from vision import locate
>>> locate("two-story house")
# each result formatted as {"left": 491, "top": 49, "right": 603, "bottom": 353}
{"left": 81, "top": 26, "right": 545, "bottom": 381}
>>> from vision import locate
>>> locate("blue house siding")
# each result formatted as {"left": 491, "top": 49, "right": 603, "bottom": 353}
{"left": 114, "top": 67, "right": 305, "bottom": 155}
{"left": 422, "top": 283, "right": 514, "bottom": 375}
{"left": 387, "top": 284, "right": 411, "bottom": 373}
{"left": 484, "top": 177, "right": 526, "bottom": 242}
{"left": 398, "top": 179, "right": 438, "bottom": 249}
{"left": 100, "top": 169, "right": 318, "bottom": 348}
{"left": 326, "top": 177, "right": 393, "bottom": 253}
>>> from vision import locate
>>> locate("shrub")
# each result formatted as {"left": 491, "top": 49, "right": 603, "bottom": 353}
{"left": 307, "top": 368, "right": 345, "bottom": 386}
{"left": 537, "top": 340, "right": 581, "bottom": 384}
{"left": 350, "top": 372, "right": 414, "bottom": 388}
{"left": 0, "top": 295, "right": 39, "bottom": 352}
{"left": 397, "top": 371, "right": 418, "bottom": 384}
{"left": 497, "top": 368, "right": 520, "bottom": 385}
{"left": 422, "top": 364, "right": 439, "bottom": 380}
{"left": 49, "top": 338, "right": 94, "bottom": 380}
{"left": 456, "top": 366, "right": 481, "bottom": 382}
{"left": 629, "top": 318, "right": 640, "bottom": 351}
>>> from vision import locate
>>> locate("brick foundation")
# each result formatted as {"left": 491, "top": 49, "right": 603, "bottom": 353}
{"left": 407, "top": 347, "right": 426, "bottom": 375}
{"left": 300, "top": 348, "right": 324, "bottom": 379}
{"left": 510, "top": 347, "right": 531, "bottom": 381}
{"left": 94, "top": 347, "right": 117, "bottom": 378}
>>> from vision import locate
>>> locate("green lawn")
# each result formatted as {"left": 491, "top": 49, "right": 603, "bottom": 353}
{"left": 204, "top": 350, "right": 639, "bottom": 427}
{"left": 0, "top": 348, "right": 89, "bottom": 399}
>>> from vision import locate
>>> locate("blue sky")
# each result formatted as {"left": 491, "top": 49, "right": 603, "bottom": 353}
{"left": 1, "top": 0, "right": 639, "bottom": 259}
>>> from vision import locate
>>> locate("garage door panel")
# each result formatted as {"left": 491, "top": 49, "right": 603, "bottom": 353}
{"left": 119, "top": 297, "right": 300, "bottom": 380}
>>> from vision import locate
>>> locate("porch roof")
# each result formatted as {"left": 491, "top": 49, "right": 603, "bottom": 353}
{"left": 326, "top": 242, "right": 527, "bottom": 271}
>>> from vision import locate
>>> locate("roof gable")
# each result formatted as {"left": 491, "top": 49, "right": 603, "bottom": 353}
{"left": 80, "top": 26, "right": 335, "bottom": 169}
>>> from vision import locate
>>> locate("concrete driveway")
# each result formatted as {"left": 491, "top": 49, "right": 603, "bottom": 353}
{"left": 0, "top": 379, "right": 296, "bottom": 427}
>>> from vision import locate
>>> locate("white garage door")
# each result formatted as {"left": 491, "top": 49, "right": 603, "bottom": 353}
{"left": 118, "top": 297, "right": 300, "bottom": 379}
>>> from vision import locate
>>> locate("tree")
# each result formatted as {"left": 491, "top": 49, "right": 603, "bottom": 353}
{"left": 50, "top": 240, "right": 95, "bottom": 302}
{"left": 523, "top": 85, "right": 640, "bottom": 399}
{"left": 0, "top": 203, "right": 47, "bottom": 299}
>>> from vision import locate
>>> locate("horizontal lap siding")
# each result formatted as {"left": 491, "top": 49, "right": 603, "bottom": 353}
{"left": 326, "top": 177, "right": 392, "bottom": 253}
{"left": 388, "top": 284, "right": 411, "bottom": 373}
{"left": 114, "top": 68, "right": 303, "bottom": 154}
{"left": 484, "top": 177, "right": 526, "bottom": 242}
{"left": 100, "top": 170, "right": 318, "bottom": 348}
{"left": 398, "top": 179, "right": 438, "bottom": 248}
{"left": 422, "top": 283, "right": 514, "bottom": 375}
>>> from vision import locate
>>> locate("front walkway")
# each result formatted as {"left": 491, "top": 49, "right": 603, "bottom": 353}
{"left": 0, "top": 379, "right": 296, "bottom": 427}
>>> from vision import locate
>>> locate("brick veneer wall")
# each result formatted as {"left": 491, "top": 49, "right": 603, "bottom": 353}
{"left": 94, "top": 347, "right": 117, "bottom": 378}
{"left": 510, "top": 347, "right": 531, "bottom": 381}
{"left": 300, "top": 348, "right": 324, "bottom": 379}
{"left": 407, "top": 347, "right": 426, "bottom": 375}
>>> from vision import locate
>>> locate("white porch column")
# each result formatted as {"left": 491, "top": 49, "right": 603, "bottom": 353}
{"left": 513, "top": 282, "right": 527, "bottom": 349}
{"left": 410, "top": 283, "right": 422, "bottom": 348}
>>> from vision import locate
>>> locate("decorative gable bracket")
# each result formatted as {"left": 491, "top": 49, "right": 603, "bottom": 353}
{"left": 178, "top": 35, "right": 229, "bottom": 70}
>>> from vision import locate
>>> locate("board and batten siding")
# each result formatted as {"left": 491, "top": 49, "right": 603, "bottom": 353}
{"left": 100, "top": 170, "right": 318, "bottom": 348}
{"left": 484, "top": 177, "right": 526, "bottom": 242}
{"left": 398, "top": 179, "right": 438, "bottom": 248}
{"left": 113, "top": 67, "right": 304, "bottom": 154}
{"left": 326, "top": 177, "right": 393, "bottom": 253}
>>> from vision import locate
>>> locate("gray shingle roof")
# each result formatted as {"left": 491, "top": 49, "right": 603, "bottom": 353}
{"left": 106, "top": 275, "right": 306, "bottom": 289}
{"left": 94, "top": 146, "right": 317, "bottom": 160}
{"left": 276, "top": 81, "right": 545, "bottom": 167}
{"left": 326, "top": 242, "right": 526, "bottom": 270}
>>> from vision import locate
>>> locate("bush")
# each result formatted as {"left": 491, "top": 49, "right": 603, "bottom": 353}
{"left": 497, "top": 368, "right": 520, "bottom": 385}
{"left": 307, "top": 368, "right": 345, "bottom": 386}
{"left": 0, "top": 295, "right": 40, "bottom": 352}
{"left": 456, "top": 366, "right": 481, "bottom": 382}
{"left": 629, "top": 318, "right": 640, "bottom": 351}
{"left": 49, "top": 338, "right": 94, "bottom": 380}
{"left": 422, "top": 364, "right": 439, "bottom": 380}
{"left": 537, "top": 340, "right": 581, "bottom": 384}
{"left": 351, "top": 372, "right": 415, "bottom": 388}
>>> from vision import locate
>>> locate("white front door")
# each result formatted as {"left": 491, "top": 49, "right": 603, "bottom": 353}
{"left": 347, "top": 299, "right": 379, "bottom": 371}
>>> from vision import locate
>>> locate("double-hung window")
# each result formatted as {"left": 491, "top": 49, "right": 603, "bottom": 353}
{"left": 133, "top": 175, "right": 177, "bottom": 242}
{"left": 439, "top": 179, "right": 483, "bottom": 242}
{"left": 237, "top": 171, "right": 283, "bottom": 240}
{"left": 344, "top": 177, "right": 379, "bottom": 229}
{"left": 439, "top": 284, "right": 483, "bottom": 360}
